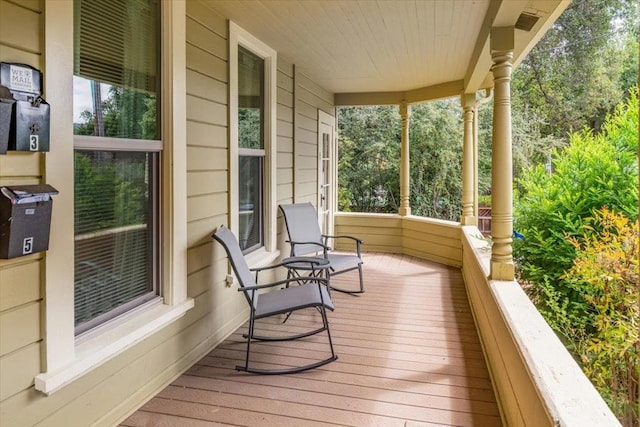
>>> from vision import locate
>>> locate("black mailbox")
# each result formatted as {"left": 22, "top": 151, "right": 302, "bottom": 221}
{"left": 0, "top": 86, "right": 15, "bottom": 154}
{"left": 0, "top": 184, "right": 58, "bottom": 259}
{"left": 0, "top": 62, "right": 50, "bottom": 152}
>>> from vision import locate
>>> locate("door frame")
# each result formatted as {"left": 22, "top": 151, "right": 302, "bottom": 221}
{"left": 317, "top": 109, "right": 336, "bottom": 236}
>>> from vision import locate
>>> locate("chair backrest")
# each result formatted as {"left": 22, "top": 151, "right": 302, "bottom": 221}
{"left": 212, "top": 225, "right": 257, "bottom": 309}
{"left": 279, "top": 203, "right": 324, "bottom": 257}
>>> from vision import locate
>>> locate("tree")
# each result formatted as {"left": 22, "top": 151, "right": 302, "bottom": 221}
{"left": 512, "top": 0, "right": 639, "bottom": 139}
{"left": 408, "top": 99, "right": 464, "bottom": 220}
{"left": 338, "top": 106, "right": 400, "bottom": 213}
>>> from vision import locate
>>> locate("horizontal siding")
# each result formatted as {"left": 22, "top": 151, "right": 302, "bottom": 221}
{"left": 186, "top": 44, "right": 227, "bottom": 82}
{"left": 0, "top": 343, "right": 40, "bottom": 401}
{"left": 0, "top": 44, "right": 40, "bottom": 69}
{"left": 0, "top": 260, "right": 41, "bottom": 311}
{"left": 277, "top": 56, "right": 295, "bottom": 210}
{"left": 186, "top": 121, "right": 227, "bottom": 149}
{"left": 403, "top": 217, "right": 462, "bottom": 267}
{"left": 0, "top": 1, "right": 41, "bottom": 53}
{"left": 186, "top": 68, "right": 227, "bottom": 104}
{"left": 0, "top": 302, "right": 41, "bottom": 357}
{"left": 0, "top": 152, "right": 42, "bottom": 179}
{"left": 0, "top": 0, "right": 44, "bottom": 416}
{"left": 334, "top": 214, "right": 462, "bottom": 265}
{"left": 294, "top": 71, "right": 334, "bottom": 204}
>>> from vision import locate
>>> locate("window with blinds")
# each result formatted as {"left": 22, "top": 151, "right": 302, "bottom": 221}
{"left": 73, "top": 0, "right": 160, "bottom": 335}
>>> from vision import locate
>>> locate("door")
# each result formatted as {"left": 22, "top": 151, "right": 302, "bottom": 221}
{"left": 317, "top": 110, "right": 335, "bottom": 236}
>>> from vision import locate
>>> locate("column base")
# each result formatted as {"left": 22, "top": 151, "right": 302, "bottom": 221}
{"left": 460, "top": 215, "right": 476, "bottom": 226}
{"left": 398, "top": 207, "right": 411, "bottom": 216}
{"left": 490, "top": 260, "right": 515, "bottom": 281}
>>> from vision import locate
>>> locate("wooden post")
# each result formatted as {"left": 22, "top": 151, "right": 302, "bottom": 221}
{"left": 399, "top": 102, "right": 412, "bottom": 216}
{"left": 461, "top": 94, "right": 476, "bottom": 225}
{"left": 490, "top": 27, "right": 515, "bottom": 281}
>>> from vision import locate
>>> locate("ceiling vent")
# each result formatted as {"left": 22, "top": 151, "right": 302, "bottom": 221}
{"left": 515, "top": 12, "right": 540, "bottom": 32}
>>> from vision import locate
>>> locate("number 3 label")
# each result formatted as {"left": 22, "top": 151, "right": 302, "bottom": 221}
{"left": 30, "top": 135, "right": 39, "bottom": 151}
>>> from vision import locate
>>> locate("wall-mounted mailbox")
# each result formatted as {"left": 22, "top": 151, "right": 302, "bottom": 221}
{"left": 0, "top": 184, "right": 58, "bottom": 259}
{"left": 0, "top": 86, "right": 15, "bottom": 154}
{"left": 0, "top": 62, "right": 50, "bottom": 152}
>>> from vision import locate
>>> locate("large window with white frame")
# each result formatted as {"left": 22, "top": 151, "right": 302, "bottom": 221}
{"left": 73, "top": 0, "right": 161, "bottom": 335}
{"left": 230, "top": 23, "right": 277, "bottom": 257}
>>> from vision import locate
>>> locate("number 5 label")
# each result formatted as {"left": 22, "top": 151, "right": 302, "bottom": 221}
{"left": 23, "top": 237, "right": 34, "bottom": 254}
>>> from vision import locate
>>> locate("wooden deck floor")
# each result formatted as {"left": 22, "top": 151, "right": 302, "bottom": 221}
{"left": 122, "top": 253, "right": 501, "bottom": 427}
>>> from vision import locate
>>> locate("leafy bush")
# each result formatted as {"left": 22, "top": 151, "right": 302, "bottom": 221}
{"left": 514, "top": 90, "right": 638, "bottom": 322}
{"left": 565, "top": 209, "right": 639, "bottom": 426}
{"left": 514, "top": 90, "right": 638, "bottom": 423}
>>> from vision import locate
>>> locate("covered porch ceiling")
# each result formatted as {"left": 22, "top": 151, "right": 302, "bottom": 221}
{"left": 205, "top": 0, "right": 569, "bottom": 104}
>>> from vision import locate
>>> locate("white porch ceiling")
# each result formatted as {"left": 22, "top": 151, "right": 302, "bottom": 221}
{"left": 204, "top": 0, "right": 569, "bottom": 101}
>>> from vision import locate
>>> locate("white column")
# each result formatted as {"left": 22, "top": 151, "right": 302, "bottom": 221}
{"left": 461, "top": 94, "right": 476, "bottom": 225}
{"left": 398, "top": 102, "right": 412, "bottom": 216}
{"left": 490, "top": 27, "right": 515, "bottom": 281}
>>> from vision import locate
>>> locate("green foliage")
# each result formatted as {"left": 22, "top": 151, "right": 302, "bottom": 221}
{"left": 74, "top": 85, "right": 158, "bottom": 139}
{"left": 512, "top": 0, "right": 639, "bottom": 138}
{"left": 338, "top": 105, "right": 400, "bottom": 213}
{"left": 408, "top": 100, "right": 463, "bottom": 220}
{"left": 514, "top": 92, "right": 639, "bottom": 423}
{"left": 515, "top": 91, "right": 638, "bottom": 293}
{"left": 565, "top": 209, "right": 639, "bottom": 426}
{"left": 337, "top": 99, "right": 468, "bottom": 220}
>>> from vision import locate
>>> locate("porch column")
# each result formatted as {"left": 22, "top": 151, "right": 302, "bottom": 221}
{"left": 399, "top": 102, "right": 412, "bottom": 216}
{"left": 490, "top": 27, "right": 515, "bottom": 281}
{"left": 461, "top": 94, "right": 476, "bottom": 225}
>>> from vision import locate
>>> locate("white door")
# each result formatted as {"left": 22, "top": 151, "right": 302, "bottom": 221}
{"left": 318, "top": 110, "right": 335, "bottom": 236}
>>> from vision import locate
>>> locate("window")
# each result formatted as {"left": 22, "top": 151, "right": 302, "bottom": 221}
{"left": 230, "top": 23, "right": 277, "bottom": 258}
{"left": 73, "top": 0, "right": 160, "bottom": 334}
{"left": 238, "top": 46, "right": 264, "bottom": 252}
{"left": 36, "top": 0, "right": 190, "bottom": 395}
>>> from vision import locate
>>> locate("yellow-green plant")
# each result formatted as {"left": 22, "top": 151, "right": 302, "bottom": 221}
{"left": 565, "top": 208, "right": 639, "bottom": 426}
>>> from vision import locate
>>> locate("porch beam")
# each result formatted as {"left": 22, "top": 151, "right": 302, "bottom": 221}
{"left": 489, "top": 26, "right": 515, "bottom": 281}
{"left": 398, "top": 102, "right": 411, "bottom": 216}
{"left": 334, "top": 80, "right": 464, "bottom": 107}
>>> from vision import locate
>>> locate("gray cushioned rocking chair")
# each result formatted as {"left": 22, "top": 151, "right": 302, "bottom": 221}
{"left": 279, "top": 203, "right": 364, "bottom": 294}
{"left": 212, "top": 225, "right": 337, "bottom": 374}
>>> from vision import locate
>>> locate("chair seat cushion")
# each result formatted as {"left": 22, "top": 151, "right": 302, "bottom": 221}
{"left": 327, "top": 253, "right": 362, "bottom": 271}
{"left": 255, "top": 283, "right": 334, "bottom": 319}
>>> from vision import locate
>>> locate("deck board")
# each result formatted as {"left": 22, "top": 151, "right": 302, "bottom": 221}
{"left": 121, "top": 253, "right": 501, "bottom": 426}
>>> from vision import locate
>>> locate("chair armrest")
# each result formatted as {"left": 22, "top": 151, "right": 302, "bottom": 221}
{"left": 287, "top": 240, "right": 331, "bottom": 250}
{"left": 323, "top": 234, "right": 363, "bottom": 244}
{"left": 238, "top": 276, "right": 329, "bottom": 292}
{"left": 322, "top": 234, "right": 364, "bottom": 257}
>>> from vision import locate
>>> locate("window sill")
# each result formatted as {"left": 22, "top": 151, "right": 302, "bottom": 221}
{"left": 34, "top": 297, "right": 194, "bottom": 395}
{"left": 244, "top": 247, "right": 280, "bottom": 269}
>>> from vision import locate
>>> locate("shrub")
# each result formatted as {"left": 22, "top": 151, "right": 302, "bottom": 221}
{"left": 565, "top": 209, "right": 639, "bottom": 426}
{"left": 514, "top": 90, "right": 638, "bottom": 323}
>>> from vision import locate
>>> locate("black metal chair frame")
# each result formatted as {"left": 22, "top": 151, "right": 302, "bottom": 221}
{"left": 212, "top": 225, "right": 338, "bottom": 374}
{"left": 279, "top": 203, "right": 365, "bottom": 294}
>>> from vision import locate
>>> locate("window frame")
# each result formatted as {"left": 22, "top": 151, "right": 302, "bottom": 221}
{"left": 229, "top": 22, "right": 278, "bottom": 261}
{"left": 37, "top": 0, "right": 192, "bottom": 395}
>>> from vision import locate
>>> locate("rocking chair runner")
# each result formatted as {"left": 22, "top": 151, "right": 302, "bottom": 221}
{"left": 212, "top": 225, "right": 337, "bottom": 374}
{"left": 279, "top": 203, "right": 365, "bottom": 294}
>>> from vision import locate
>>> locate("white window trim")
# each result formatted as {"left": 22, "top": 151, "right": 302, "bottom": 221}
{"left": 229, "top": 21, "right": 278, "bottom": 259}
{"left": 37, "top": 0, "right": 193, "bottom": 395}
